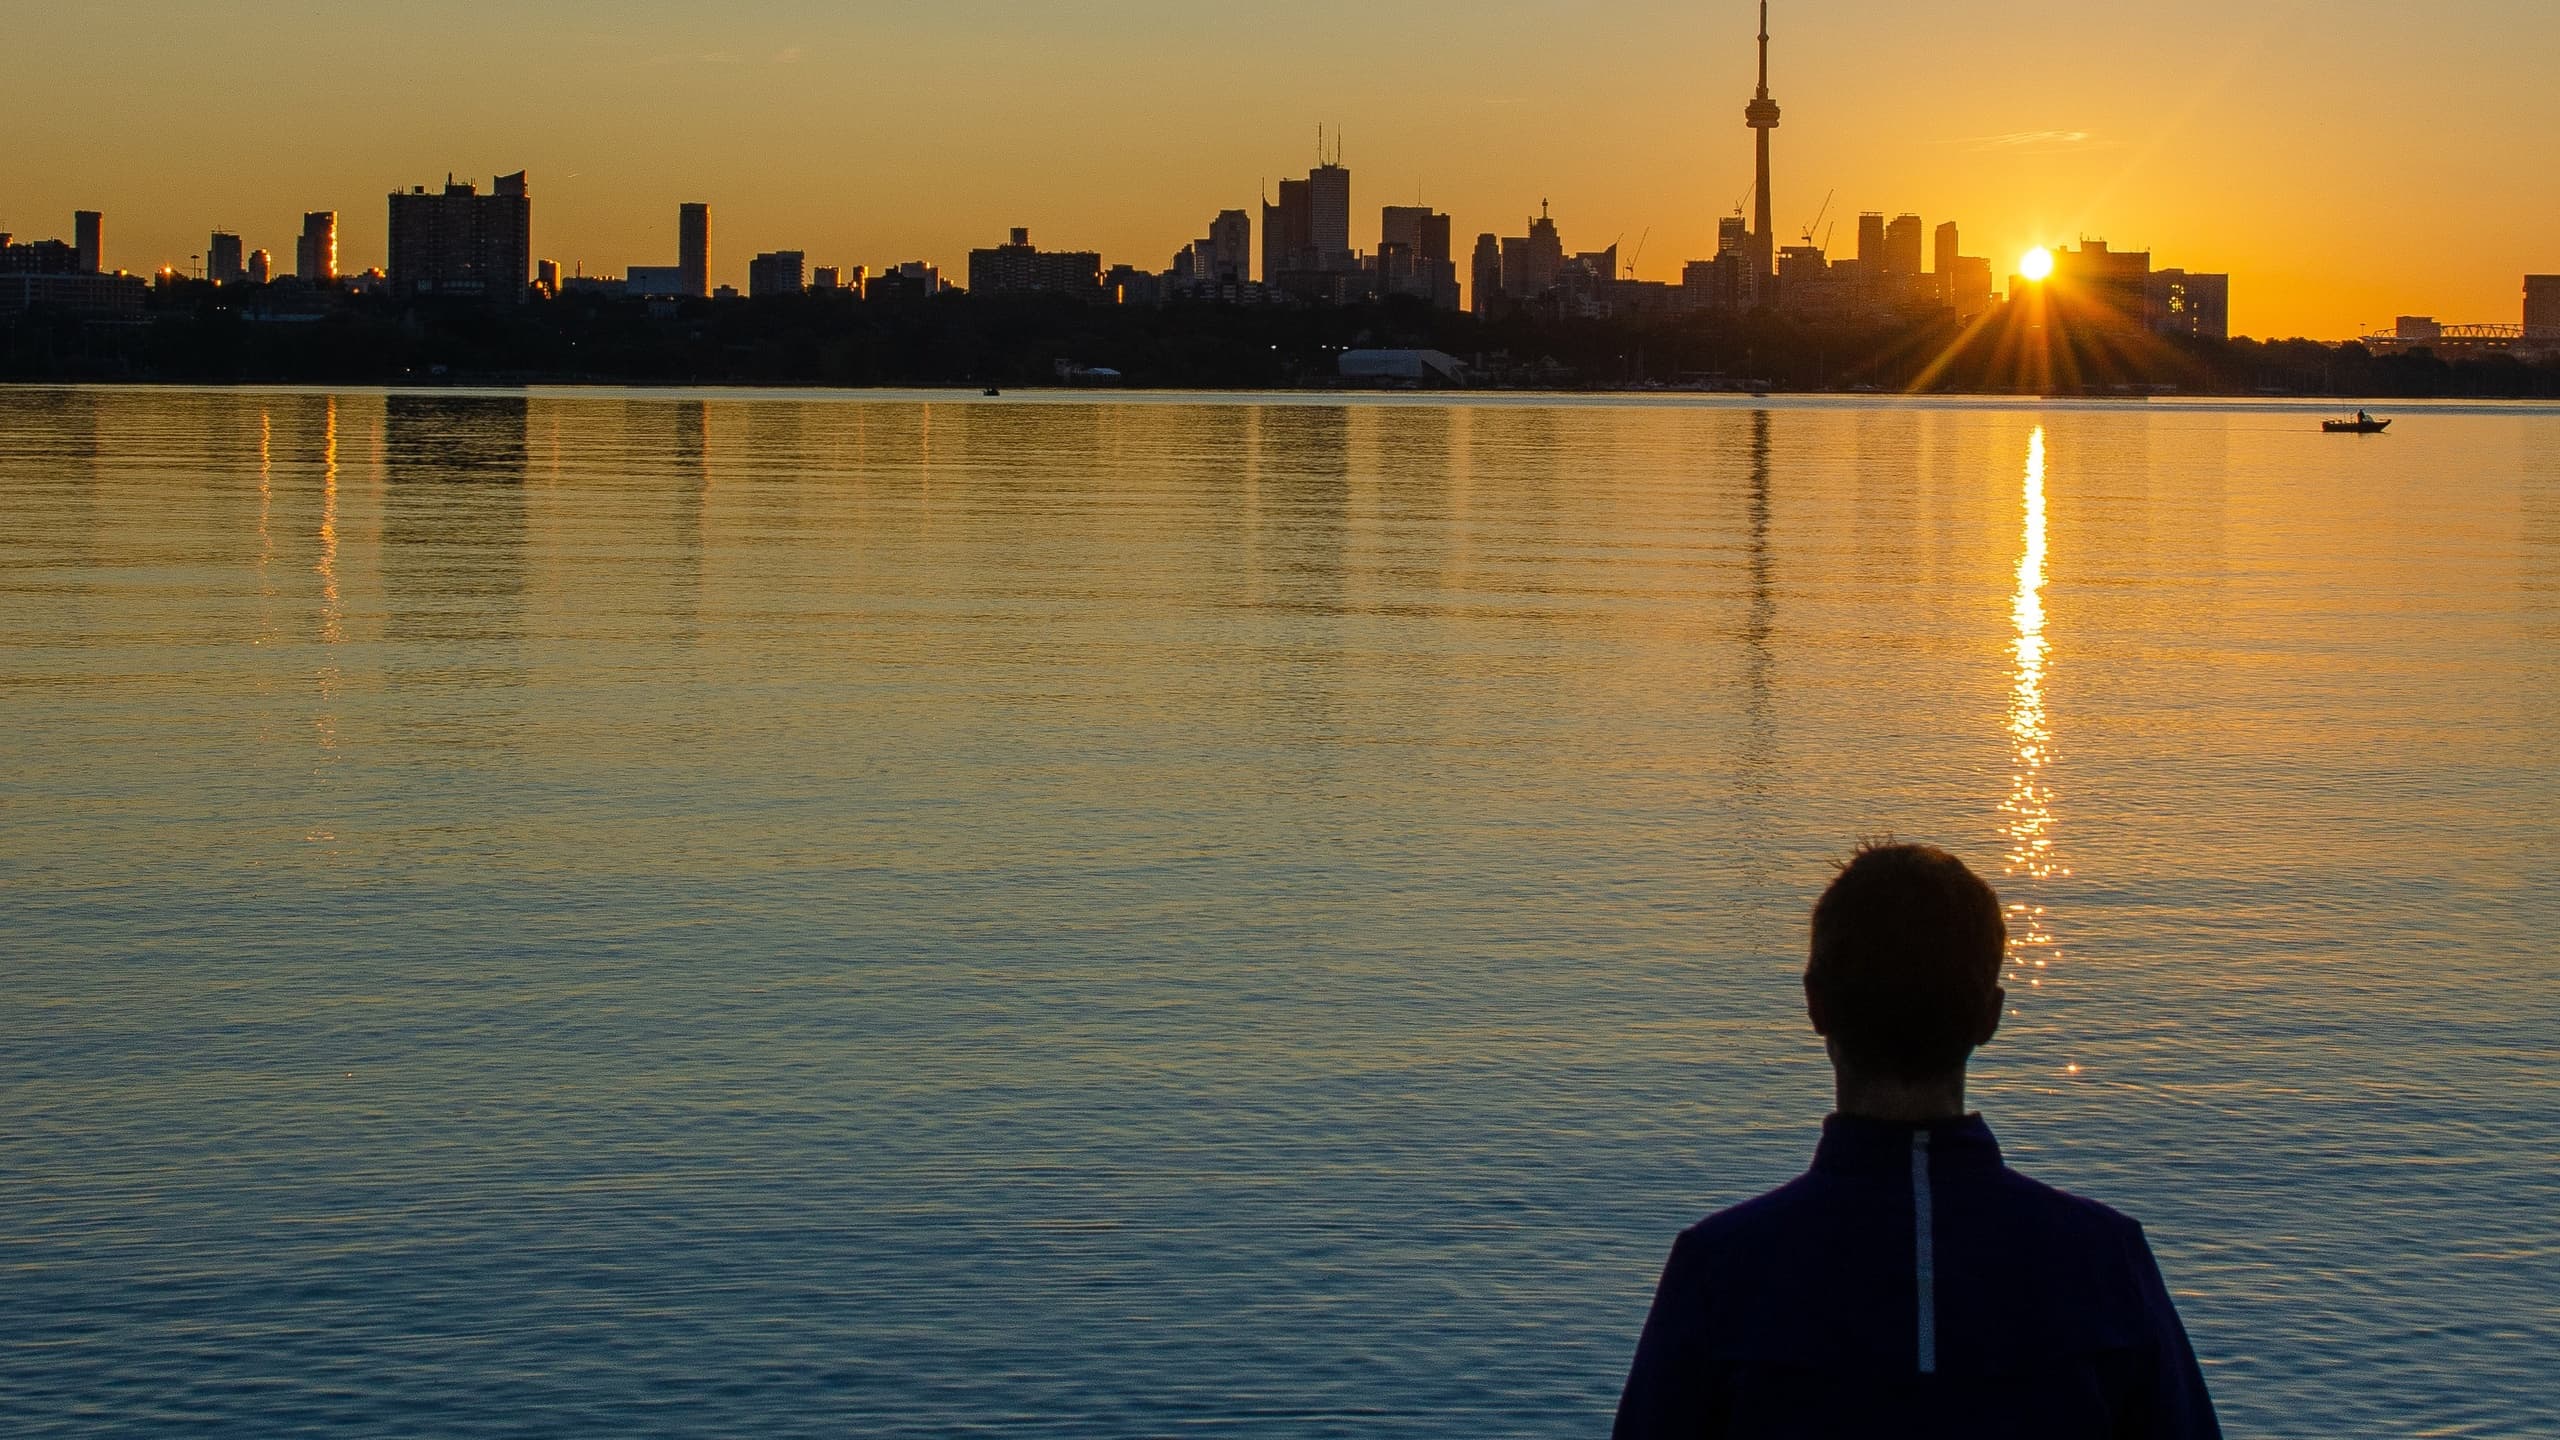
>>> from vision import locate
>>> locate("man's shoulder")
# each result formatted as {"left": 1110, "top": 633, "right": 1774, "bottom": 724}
{"left": 1673, "top": 1157, "right": 2149, "bottom": 1256}
{"left": 1978, "top": 1161, "right": 2151, "bottom": 1246}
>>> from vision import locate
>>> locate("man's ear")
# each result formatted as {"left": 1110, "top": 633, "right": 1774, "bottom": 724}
{"left": 1975, "top": 985, "right": 2006, "bottom": 1048}
{"left": 1804, "top": 975, "right": 1831, "bottom": 1036}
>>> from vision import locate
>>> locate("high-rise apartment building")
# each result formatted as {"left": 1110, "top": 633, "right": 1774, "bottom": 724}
{"left": 74, "top": 211, "right": 101, "bottom": 274}
{"left": 247, "top": 250, "right": 272, "bottom": 285}
{"left": 967, "top": 228, "right": 1102, "bottom": 298}
{"left": 387, "top": 172, "right": 532, "bottom": 302}
{"left": 208, "top": 231, "right": 245, "bottom": 285}
{"left": 297, "top": 211, "right": 338, "bottom": 283}
{"left": 2527, "top": 276, "right": 2560, "bottom": 336}
{"left": 747, "top": 250, "right": 806, "bottom": 298}
{"left": 679, "top": 203, "right": 710, "bottom": 298}
{"left": 2146, "top": 270, "right": 2229, "bottom": 341}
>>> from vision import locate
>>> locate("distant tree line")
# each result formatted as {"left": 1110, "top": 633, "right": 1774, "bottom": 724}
{"left": 5, "top": 284, "right": 2556, "bottom": 398}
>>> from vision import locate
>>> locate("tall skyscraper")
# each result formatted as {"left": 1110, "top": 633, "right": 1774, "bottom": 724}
{"left": 1500, "top": 204, "right": 1565, "bottom": 302}
{"left": 1742, "top": 0, "right": 1781, "bottom": 301}
{"left": 74, "top": 211, "right": 101, "bottom": 274}
{"left": 1885, "top": 214, "right": 1924, "bottom": 302}
{"left": 1381, "top": 205, "right": 1459, "bottom": 310}
{"left": 297, "top": 211, "right": 338, "bottom": 283}
{"left": 386, "top": 171, "right": 532, "bottom": 302}
{"left": 1206, "top": 210, "right": 1251, "bottom": 283}
{"left": 1309, "top": 161, "right": 1351, "bottom": 269}
{"left": 247, "top": 249, "right": 272, "bottom": 285}
{"left": 679, "top": 203, "right": 710, "bottom": 298}
{"left": 1856, "top": 213, "right": 1886, "bottom": 269}
{"left": 207, "top": 231, "right": 245, "bottom": 285}
{"left": 1263, "top": 178, "right": 1313, "bottom": 280}
{"left": 1934, "top": 221, "right": 1959, "bottom": 279}
{"left": 1471, "top": 234, "right": 1502, "bottom": 317}
{"left": 2527, "top": 276, "right": 2560, "bottom": 335}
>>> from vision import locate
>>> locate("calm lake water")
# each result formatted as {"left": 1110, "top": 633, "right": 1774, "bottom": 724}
{"left": 4, "top": 386, "right": 2555, "bottom": 1437}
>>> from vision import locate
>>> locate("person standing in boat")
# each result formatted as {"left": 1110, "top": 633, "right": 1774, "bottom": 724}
{"left": 1611, "top": 842, "right": 2222, "bottom": 1438}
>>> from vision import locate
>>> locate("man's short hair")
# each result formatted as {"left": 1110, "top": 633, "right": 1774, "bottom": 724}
{"left": 1807, "top": 842, "right": 2007, "bottom": 1079}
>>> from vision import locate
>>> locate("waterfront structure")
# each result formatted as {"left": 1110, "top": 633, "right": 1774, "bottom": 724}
{"left": 208, "top": 231, "right": 245, "bottom": 285}
{"left": 0, "top": 271, "right": 147, "bottom": 316}
{"left": 75, "top": 211, "right": 101, "bottom": 273}
{"left": 680, "top": 203, "right": 710, "bottom": 298}
{"left": 296, "top": 211, "right": 337, "bottom": 284}
{"left": 1742, "top": 0, "right": 1781, "bottom": 301}
{"left": 967, "top": 228, "right": 1103, "bottom": 298}
{"left": 387, "top": 172, "right": 532, "bottom": 302}
{"left": 748, "top": 250, "right": 806, "bottom": 297}
{"left": 2529, "top": 275, "right": 2560, "bottom": 336}
{"left": 626, "top": 265, "right": 686, "bottom": 297}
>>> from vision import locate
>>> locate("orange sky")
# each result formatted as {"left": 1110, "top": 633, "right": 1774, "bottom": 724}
{"left": 3, "top": 0, "right": 2553, "bottom": 339}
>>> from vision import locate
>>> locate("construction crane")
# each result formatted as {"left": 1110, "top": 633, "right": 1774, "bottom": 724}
{"left": 1800, "top": 188, "right": 1835, "bottom": 252}
{"left": 1624, "top": 227, "right": 1651, "bottom": 280}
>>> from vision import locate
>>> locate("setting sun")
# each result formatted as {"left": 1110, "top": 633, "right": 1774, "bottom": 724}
{"left": 2019, "top": 247, "right": 2056, "bottom": 282}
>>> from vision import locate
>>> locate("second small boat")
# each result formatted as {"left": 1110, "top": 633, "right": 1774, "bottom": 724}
{"left": 2324, "top": 411, "right": 2390, "bottom": 434}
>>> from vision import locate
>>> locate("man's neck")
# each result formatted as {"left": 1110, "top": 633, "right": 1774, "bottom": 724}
{"left": 1833, "top": 1070, "right": 1969, "bottom": 1124}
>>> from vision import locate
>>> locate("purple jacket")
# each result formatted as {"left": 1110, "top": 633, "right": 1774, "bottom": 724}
{"left": 1613, "top": 1114, "right": 2220, "bottom": 1439}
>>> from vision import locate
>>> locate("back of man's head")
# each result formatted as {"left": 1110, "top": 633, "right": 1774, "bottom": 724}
{"left": 1806, "top": 842, "right": 2007, "bottom": 1081}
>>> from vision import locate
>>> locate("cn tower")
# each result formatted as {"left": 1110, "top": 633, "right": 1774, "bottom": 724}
{"left": 1744, "top": 0, "right": 1781, "bottom": 302}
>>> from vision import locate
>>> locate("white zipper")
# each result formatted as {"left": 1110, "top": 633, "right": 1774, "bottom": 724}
{"left": 1913, "top": 1130, "right": 1938, "bottom": 1375}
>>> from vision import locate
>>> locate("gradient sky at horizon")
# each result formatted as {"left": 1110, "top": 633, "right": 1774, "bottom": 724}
{"left": 2, "top": 0, "right": 2551, "bottom": 339}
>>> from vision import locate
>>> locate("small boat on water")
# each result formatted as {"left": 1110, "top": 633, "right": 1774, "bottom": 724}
{"left": 2324, "top": 411, "right": 2389, "bottom": 434}
{"left": 983, "top": 387, "right": 1002, "bottom": 397}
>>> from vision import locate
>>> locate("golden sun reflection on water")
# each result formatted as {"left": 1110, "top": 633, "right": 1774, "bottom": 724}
{"left": 311, "top": 396, "right": 343, "bottom": 832}
{"left": 2001, "top": 426, "right": 2067, "bottom": 1000}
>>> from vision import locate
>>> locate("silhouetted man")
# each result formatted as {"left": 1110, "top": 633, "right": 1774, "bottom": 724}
{"left": 1613, "top": 842, "right": 2220, "bottom": 1438}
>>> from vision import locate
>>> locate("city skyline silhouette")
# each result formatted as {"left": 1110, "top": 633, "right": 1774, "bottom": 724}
{"left": 3, "top": 0, "right": 2555, "bottom": 338}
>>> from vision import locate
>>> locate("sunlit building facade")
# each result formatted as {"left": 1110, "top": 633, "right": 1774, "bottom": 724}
{"left": 297, "top": 211, "right": 338, "bottom": 284}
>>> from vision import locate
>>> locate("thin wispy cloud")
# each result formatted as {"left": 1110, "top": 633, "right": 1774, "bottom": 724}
{"left": 774, "top": 47, "right": 806, "bottom": 65}
{"left": 1955, "top": 130, "right": 2107, "bottom": 154}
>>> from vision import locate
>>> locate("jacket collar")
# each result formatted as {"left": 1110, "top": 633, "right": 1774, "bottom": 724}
{"left": 1811, "top": 1112, "right": 2003, "bottom": 1175}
